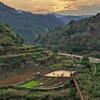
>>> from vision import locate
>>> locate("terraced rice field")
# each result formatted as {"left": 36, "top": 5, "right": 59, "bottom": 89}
{"left": 0, "top": 45, "right": 75, "bottom": 88}
{"left": 21, "top": 76, "right": 68, "bottom": 88}
{"left": 21, "top": 70, "right": 73, "bottom": 88}
{"left": 39, "top": 77, "right": 68, "bottom": 88}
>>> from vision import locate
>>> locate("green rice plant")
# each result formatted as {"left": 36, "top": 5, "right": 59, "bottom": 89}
{"left": 21, "top": 80, "right": 40, "bottom": 88}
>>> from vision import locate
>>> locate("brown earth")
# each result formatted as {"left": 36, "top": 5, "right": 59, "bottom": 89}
{"left": 0, "top": 68, "right": 50, "bottom": 86}
{"left": 41, "top": 77, "right": 68, "bottom": 87}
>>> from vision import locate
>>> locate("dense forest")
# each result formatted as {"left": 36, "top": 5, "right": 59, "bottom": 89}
{"left": 36, "top": 13, "right": 100, "bottom": 58}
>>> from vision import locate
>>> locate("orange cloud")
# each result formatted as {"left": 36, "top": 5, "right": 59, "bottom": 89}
{"left": 0, "top": 0, "right": 100, "bottom": 14}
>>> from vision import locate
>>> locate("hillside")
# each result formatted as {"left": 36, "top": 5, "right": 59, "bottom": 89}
{"left": 0, "top": 2, "right": 63, "bottom": 44}
{"left": 0, "top": 21, "right": 24, "bottom": 45}
{"left": 0, "top": 21, "right": 24, "bottom": 55}
{"left": 36, "top": 13, "right": 100, "bottom": 58}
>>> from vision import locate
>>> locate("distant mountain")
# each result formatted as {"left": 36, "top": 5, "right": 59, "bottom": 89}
{"left": 0, "top": 2, "right": 63, "bottom": 44}
{"left": 53, "top": 13, "right": 92, "bottom": 24}
{"left": 36, "top": 13, "right": 100, "bottom": 58}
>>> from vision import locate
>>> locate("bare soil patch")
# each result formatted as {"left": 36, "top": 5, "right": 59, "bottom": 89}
{"left": 0, "top": 69, "right": 50, "bottom": 86}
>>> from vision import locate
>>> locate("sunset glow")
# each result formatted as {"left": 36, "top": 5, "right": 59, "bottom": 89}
{"left": 1, "top": 0, "right": 100, "bottom": 15}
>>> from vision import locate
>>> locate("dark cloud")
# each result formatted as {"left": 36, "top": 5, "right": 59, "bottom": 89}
{"left": 57, "top": 5, "right": 100, "bottom": 15}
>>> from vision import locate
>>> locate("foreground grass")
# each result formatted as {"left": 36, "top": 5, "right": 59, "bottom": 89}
{"left": 21, "top": 80, "right": 40, "bottom": 88}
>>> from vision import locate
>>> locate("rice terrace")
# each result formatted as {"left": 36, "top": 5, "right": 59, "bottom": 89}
{"left": 0, "top": 68, "right": 75, "bottom": 88}
{"left": 21, "top": 69, "right": 73, "bottom": 88}
{"left": 0, "top": 43, "right": 86, "bottom": 100}
{"left": 0, "top": 45, "right": 76, "bottom": 89}
{"left": 0, "top": 44, "right": 100, "bottom": 100}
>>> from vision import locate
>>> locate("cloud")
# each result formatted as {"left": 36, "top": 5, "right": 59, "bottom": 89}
{"left": 32, "top": 8, "right": 51, "bottom": 14}
{"left": 57, "top": 5, "right": 100, "bottom": 15}
{"left": 0, "top": 0, "right": 100, "bottom": 15}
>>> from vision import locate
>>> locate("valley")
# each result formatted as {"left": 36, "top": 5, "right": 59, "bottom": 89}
{"left": 0, "top": 2, "right": 63, "bottom": 44}
{"left": 0, "top": 1, "right": 100, "bottom": 100}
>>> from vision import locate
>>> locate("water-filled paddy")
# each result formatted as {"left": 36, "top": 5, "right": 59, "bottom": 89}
{"left": 44, "top": 70, "right": 75, "bottom": 77}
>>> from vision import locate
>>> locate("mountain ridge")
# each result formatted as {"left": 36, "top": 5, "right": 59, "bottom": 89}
{"left": 53, "top": 13, "right": 92, "bottom": 24}
{"left": 0, "top": 2, "right": 63, "bottom": 44}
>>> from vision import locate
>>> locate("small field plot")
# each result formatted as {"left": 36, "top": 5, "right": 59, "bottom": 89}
{"left": 61, "top": 59, "right": 74, "bottom": 66}
{"left": 50, "top": 63, "right": 64, "bottom": 68}
{"left": 40, "top": 77, "right": 68, "bottom": 87}
{"left": 61, "top": 59, "right": 74, "bottom": 64}
{"left": 21, "top": 80, "right": 40, "bottom": 88}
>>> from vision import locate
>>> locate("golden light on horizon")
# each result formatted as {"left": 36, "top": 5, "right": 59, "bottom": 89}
{"left": 0, "top": 0, "right": 100, "bottom": 15}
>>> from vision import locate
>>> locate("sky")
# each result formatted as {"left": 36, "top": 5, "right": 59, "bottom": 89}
{"left": 0, "top": 0, "right": 100, "bottom": 15}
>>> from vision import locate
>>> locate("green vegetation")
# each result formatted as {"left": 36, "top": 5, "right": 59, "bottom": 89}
{"left": 74, "top": 63, "right": 100, "bottom": 100}
{"left": 81, "top": 57, "right": 91, "bottom": 68}
{"left": 0, "top": 53, "right": 100, "bottom": 99}
{"left": 50, "top": 63, "right": 64, "bottom": 68}
{"left": 61, "top": 59, "right": 74, "bottom": 64}
{"left": 68, "top": 87, "right": 79, "bottom": 100}
{"left": 0, "top": 21, "right": 24, "bottom": 46}
{"left": 0, "top": 45, "right": 56, "bottom": 79}
{"left": 0, "top": 21, "right": 24, "bottom": 56}
{"left": 36, "top": 13, "right": 100, "bottom": 58}
{"left": 22, "top": 80, "right": 40, "bottom": 88}
{"left": 0, "top": 88, "right": 70, "bottom": 100}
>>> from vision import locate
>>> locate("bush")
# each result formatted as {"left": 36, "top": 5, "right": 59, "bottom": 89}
{"left": 81, "top": 57, "right": 91, "bottom": 68}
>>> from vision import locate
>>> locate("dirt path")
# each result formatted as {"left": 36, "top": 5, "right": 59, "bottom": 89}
{"left": 58, "top": 53, "right": 100, "bottom": 63}
{"left": 73, "top": 79, "right": 85, "bottom": 100}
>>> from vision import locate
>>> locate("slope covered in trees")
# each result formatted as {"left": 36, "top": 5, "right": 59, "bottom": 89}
{"left": 0, "top": 21, "right": 24, "bottom": 46}
{"left": 36, "top": 13, "right": 100, "bottom": 58}
{"left": 0, "top": 2, "right": 63, "bottom": 44}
